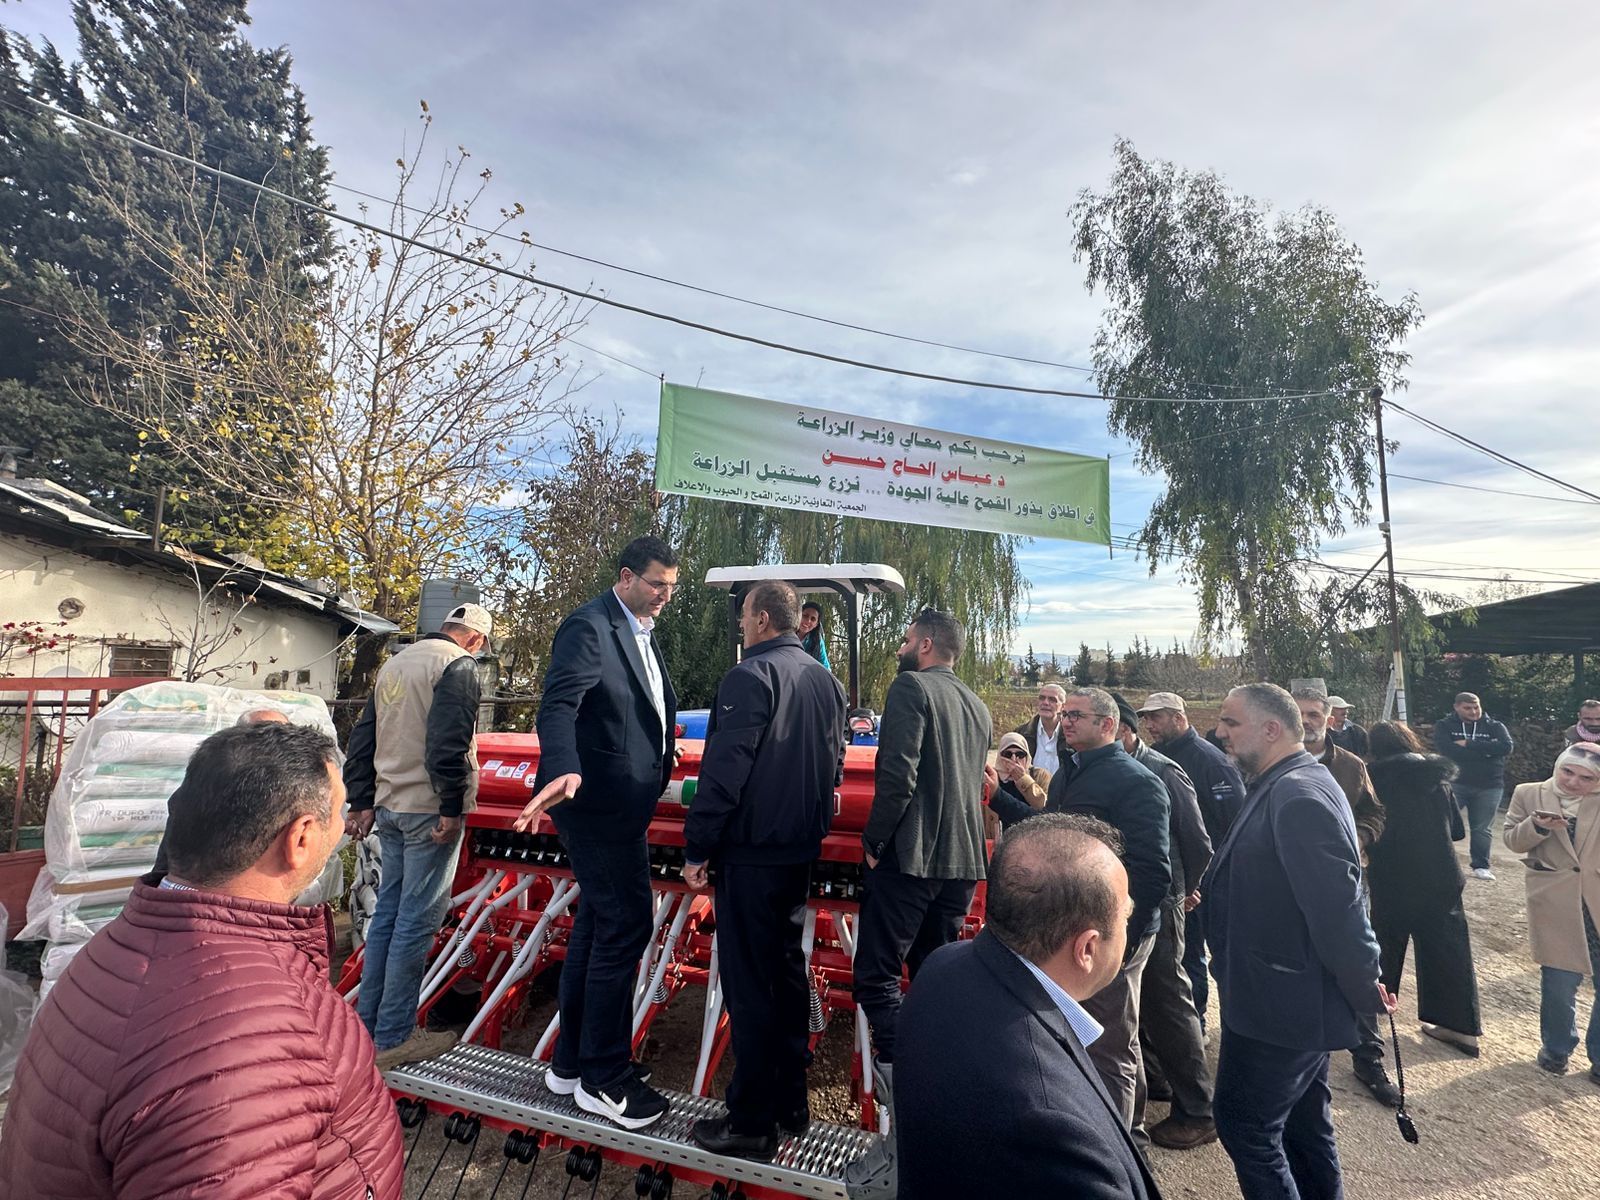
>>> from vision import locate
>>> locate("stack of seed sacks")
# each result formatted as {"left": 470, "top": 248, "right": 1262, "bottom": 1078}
{"left": 21, "top": 681, "right": 344, "bottom": 1007}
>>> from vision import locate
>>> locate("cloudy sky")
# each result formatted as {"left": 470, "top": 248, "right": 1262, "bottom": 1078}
{"left": 14, "top": 1, "right": 1600, "bottom": 656}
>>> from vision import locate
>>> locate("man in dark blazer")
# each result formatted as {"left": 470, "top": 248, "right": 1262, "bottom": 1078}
{"left": 1045, "top": 686, "right": 1171, "bottom": 1134}
{"left": 846, "top": 608, "right": 990, "bottom": 1195}
{"left": 893, "top": 813, "right": 1162, "bottom": 1200}
{"left": 516, "top": 536, "right": 679, "bottom": 1131}
{"left": 1207, "top": 683, "right": 1393, "bottom": 1200}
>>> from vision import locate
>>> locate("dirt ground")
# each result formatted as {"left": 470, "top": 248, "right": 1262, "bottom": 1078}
{"left": 3, "top": 829, "right": 1593, "bottom": 1197}
{"left": 393, "top": 834, "right": 1600, "bottom": 1199}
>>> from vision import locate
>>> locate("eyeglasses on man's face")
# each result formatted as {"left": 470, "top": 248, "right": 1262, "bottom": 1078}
{"left": 634, "top": 574, "right": 676, "bottom": 594}
{"left": 1061, "top": 709, "right": 1102, "bottom": 723}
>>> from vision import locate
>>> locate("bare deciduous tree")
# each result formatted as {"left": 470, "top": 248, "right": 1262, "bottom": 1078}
{"left": 57, "top": 106, "right": 586, "bottom": 695}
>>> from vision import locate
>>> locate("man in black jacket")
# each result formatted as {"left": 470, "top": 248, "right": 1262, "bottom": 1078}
{"left": 680, "top": 581, "right": 848, "bottom": 1160}
{"left": 1326, "top": 697, "right": 1370, "bottom": 759}
{"left": 515, "top": 537, "right": 679, "bottom": 1131}
{"left": 1433, "top": 691, "right": 1514, "bottom": 880}
{"left": 847, "top": 608, "right": 991, "bottom": 1196}
{"left": 1113, "top": 697, "right": 1215, "bottom": 1151}
{"left": 1137, "top": 691, "right": 1243, "bottom": 1026}
{"left": 894, "top": 813, "right": 1163, "bottom": 1200}
{"left": 1046, "top": 686, "right": 1171, "bottom": 1131}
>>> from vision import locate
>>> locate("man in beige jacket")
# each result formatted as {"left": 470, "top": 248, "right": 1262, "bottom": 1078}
{"left": 345, "top": 602, "right": 491, "bottom": 1069}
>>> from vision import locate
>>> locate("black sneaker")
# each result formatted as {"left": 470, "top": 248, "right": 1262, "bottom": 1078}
{"left": 1536, "top": 1048, "right": 1569, "bottom": 1076}
{"left": 545, "top": 1060, "right": 652, "bottom": 1097}
{"left": 575, "top": 1074, "right": 670, "bottom": 1130}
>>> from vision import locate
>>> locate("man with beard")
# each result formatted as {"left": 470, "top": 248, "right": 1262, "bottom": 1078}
{"left": 847, "top": 608, "right": 992, "bottom": 1196}
{"left": 1208, "top": 684, "right": 1391, "bottom": 1200}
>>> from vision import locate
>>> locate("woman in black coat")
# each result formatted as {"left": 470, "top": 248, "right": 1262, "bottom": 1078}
{"left": 1365, "top": 721, "right": 1483, "bottom": 1054}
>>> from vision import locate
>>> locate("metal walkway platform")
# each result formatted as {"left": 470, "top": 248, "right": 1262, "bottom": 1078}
{"left": 387, "top": 1044, "right": 879, "bottom": 1199}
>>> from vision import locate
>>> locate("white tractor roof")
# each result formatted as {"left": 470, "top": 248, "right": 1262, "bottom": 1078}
{"left": 703, "top": 563, "right": 906, "bottom": 596}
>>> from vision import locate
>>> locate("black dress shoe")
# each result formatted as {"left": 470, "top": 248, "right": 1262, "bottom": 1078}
{"left": 1353, "top": 1063, "right": 1402, "bottom": 1108}
{"left": 691, "top": 1116, "right": 778, "bottom": 1161}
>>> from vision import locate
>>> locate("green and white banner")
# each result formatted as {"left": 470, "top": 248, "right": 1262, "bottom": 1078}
{"left": 655, "top": 382, "right": 1110, "bottom": 545}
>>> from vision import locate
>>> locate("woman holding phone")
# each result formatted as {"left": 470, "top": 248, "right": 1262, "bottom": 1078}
{"left": 1504, "top": 742, "right": 1600, "bottom": 1081}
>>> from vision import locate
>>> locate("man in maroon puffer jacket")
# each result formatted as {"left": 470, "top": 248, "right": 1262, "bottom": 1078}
{"left": 0, "top": 722, "right": 404, "bottom": 1199}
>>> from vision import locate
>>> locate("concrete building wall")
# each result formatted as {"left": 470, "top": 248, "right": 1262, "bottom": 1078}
{"left": 1, "top": 532, "right": 344, "bottom": 698}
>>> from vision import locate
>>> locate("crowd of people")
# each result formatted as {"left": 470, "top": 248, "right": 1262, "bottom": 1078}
{"left": 0, "top": 534, "right": 1596, "bottom": 1200}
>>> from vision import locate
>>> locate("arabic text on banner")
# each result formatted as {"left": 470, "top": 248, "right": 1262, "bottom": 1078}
{"left": 655, "top": 382, "right": 1111, "bottom": 546}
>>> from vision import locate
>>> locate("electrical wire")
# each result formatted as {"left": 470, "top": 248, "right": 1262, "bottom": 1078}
{"left": 1388, "top": 472, "right": 1599, "bottom": 507}
{"left": 1382, "top": 398, "right": 1600, "bottom": 504}
{"left": 21, "top": 96, "right": 1346, "bottom": 406}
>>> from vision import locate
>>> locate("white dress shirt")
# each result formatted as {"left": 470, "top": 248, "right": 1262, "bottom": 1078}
{"left": 614, "top": 588, "right": 666, "bottom": 748}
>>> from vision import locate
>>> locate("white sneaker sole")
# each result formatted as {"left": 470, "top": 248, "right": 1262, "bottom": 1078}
{"left": 574, "top": 1082, "right": 666, "bottom": 1130}
{"left": 545, "top": 1070, "right": 579, "bottom": 1096}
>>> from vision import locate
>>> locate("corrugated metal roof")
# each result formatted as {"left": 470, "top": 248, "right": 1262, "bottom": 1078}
{"left": 0, "top": 480, "right": 400, "bottom": 637}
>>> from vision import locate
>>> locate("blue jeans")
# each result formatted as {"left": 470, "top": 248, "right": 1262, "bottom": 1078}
{"left": 357, "top": 808, "right": 464, "bottom": 1050}
{"left": 1454, "top": 783, "right": 1503, "bottom": 871}
{"left": 553, "top": 834, "right": 654, "bottom": 1090}
{"left": 1540, "top": 963, "right": 1600, "bottom": 1066}
{"left": 1215, "top": 1027, "right": 1343, "bottom": 1200}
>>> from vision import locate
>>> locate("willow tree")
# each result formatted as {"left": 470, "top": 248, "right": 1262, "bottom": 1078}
{"left": 1070, "top": 139, "right": 1423, "bottom": 678}
{"left": 652, "top": 500, "right": 1026, "bottom": 709}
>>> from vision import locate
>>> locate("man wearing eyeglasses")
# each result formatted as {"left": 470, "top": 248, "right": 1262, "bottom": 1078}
{"left": 1045, "top": 687, "right": 1172, "bottom": 1135}
{"left": 517, "top": 536, "right": 680, "bottom": 1131}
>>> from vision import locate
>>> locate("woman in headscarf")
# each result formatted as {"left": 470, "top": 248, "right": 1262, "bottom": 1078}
{"left": 1504, "top": 742, "right": 1600, "bottom": 1081}
{"left": 982, "top": 731, "right": 1052, "bottom": 833}
{"left": 1365, "top": 721, "right": 1481, "bottom": 1055}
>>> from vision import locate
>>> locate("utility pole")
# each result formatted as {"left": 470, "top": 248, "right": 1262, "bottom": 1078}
{"left": 1371, "top": 386, "right": 1407, "bottom": 720}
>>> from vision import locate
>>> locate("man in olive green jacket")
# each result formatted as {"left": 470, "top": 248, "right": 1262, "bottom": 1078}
{"left": 848, "top": 609, "right": 991, "bottom": 1195}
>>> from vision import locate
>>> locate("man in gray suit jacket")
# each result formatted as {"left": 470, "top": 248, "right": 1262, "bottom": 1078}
{"left": 847, "top": 608, "right": 991, "bottom": 1195}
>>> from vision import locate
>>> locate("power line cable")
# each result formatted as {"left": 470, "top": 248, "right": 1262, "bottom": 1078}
{"left": 322, "top": 179, "right": 1120, "bottom": 382}
{"left": 1382, "top": 398, "right": 1600, "bottom": 504}
{"left": 1387, "top": 472, "right": 1599, "bottom": 507}
{"left": 22, "top": 96, "right": 1346, "bottom": 406}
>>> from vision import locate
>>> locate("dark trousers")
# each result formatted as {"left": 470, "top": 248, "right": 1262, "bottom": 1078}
{"left": 853, "top": 867, "right": 976, "bottom": 1064}
{"left": 1084, "top": 929, "right": 1156, "bottom": 1136}
{"left": 1372, "top": 896, "right": 1482, "bottom": 1035}
{"left": 553, "top": 834, "right": 654, "bottom": 1091}
{"left": 1139, "top": 899, "right": 1214, "bottom": 1123}
{"left": 1215, "top": 1027, "right": 1343, "bottom": 1200}
{"left": 716, "top": 862, "right": 813, "bottom": 1134}
{"left": 1349, "top": 887, "right": 1385, "bottom": 1072}
{"left": 1183, "top": 906, "right": 1209, "bottom": 1024}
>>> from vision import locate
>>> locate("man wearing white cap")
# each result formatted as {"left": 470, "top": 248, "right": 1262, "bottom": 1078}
{"left": 345, "top": 601, "right": 492, "bottom": 1068}
{"left": 1325, "top": 697, "right": 1369, "bottom": 759}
